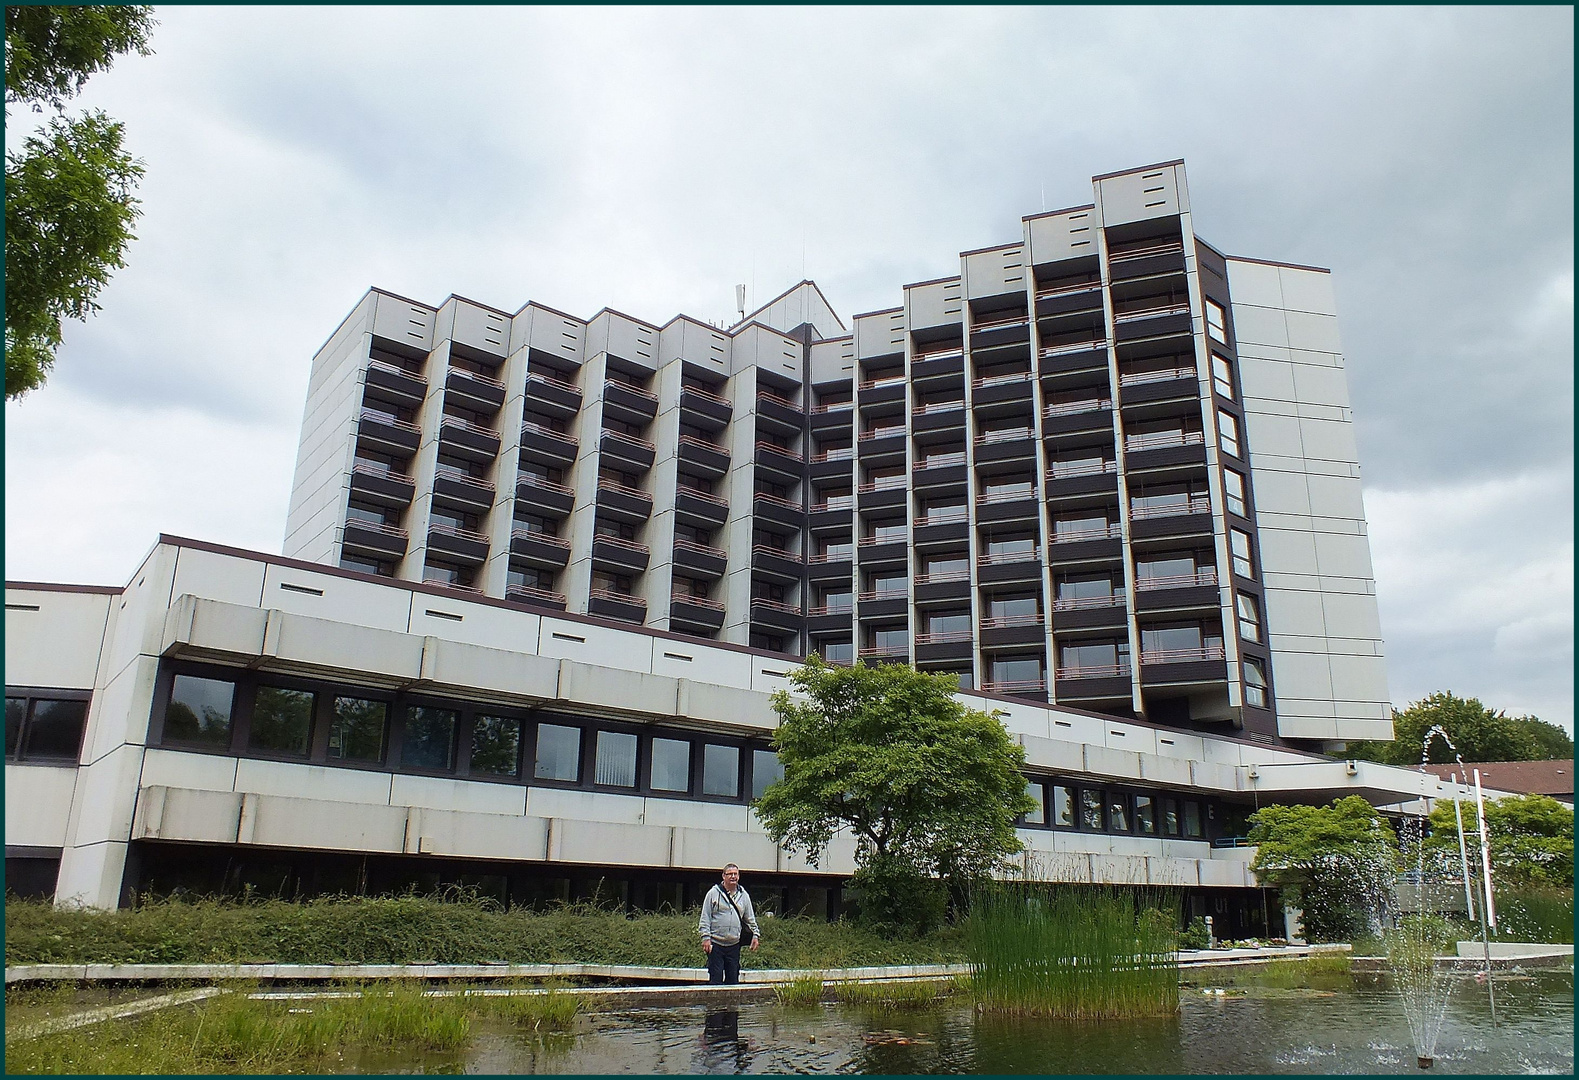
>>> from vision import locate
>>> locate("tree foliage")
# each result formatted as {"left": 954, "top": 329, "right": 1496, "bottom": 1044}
{"left": 1346, "top": 691, "right": 1573, "bottom": 766}
{"left": 1424, "top": 793, "right": 1574, "bottom": 888}
{"left": 5, "top": 5, "right": 154, "bottom": 399}
{"left": 754, "top": 657, "right": 1035, "bottom": 934}
{"left": 1247, "top": 796, "right": 1398, "bottom": 942}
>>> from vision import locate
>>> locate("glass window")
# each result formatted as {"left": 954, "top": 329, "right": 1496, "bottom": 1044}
{"left": 1080, "top": 788, "right": 1105, "bottom": 831}
{"left": 1230, "top": 529, "right": 1255, "bottom": 579}
{"left": 1244, "top": 658, "right": 1269, "bottom": 709}
{"left": 1211, "top": 353, "right": 1235, "bottom": 400}
{"left": 923, "top": 555, "right": 970, "bottom": 577}
{"left": 330, "top": 697, "right": 387, "bottom": 763}
{"left": 868, "top": 572, "right": 907, "bottom": 597}
{"left": 401, "top": 706, "right": 457, "bottom": 771}
{"left": 534, "top": 723, "right": 582, "bottom": 782}
{"left": 5, "top": 697, "right": 24, "bottom": 756}
{"left": 924, "top": 611, "right": 971, "bottom": 634}
{"left": 751, "top": 749, "right": 784, "bottom": 800}
{"left": 871, "top": 627, "right": 909, "bottom": 650}
{"left": 650, "top": 737, "right": 691, "bottom": 792}
{"left": 1108, "top": 792, "right": 1131, "bottom": 832}
{"left": 1136, "top": 554, "right": 1197, "bottom": 582}
{"left": 1023, "top": 781, "right": 1046, "bottom": 825}
{"left": 1134, "top": 795, "right": 1157, "bottom": 835}
{"left": 1237, "top": 594, "right": 1262, "bottom": 643}
{"left": 250, "top": 686, "right": 314, "bottom": 756}
{"left": 988, "top": 595, "right": 1039, "bottom": 619}
{"left": 1057, "top": 575, "right": 1115, "bottom": 602}
{"left": 165, "top": 674, "right": 235, "bottom": 747}
{"left": 1053, "top": 513, "right": 1111, "bottom": 540}
{"left": 1205, "top": 298, "right": 1228, "bottom": 342}
{"left": 986, "top": 535, "right": 1036, "bottom": 558}
{"left": 23, "top": 699, "right": 89, "bottom": 760}
{"left": 1059, "top": 640, "right": 1129, "bottom": 671}
{"left": 471, "top": 714, "right": 521, "bottom": 777}
{"left": 593, "top": 730, "right": 638, "bottom": 787}
{"left": 820, "top": 640, "right": 854, "bottom": 664}
{"left": 702, "top": 744, "right": 740, "bottom": 797}
{"left": 1223, "top": 469, "right": 1247, "bottom": 517}
{"left": 1161, "top": 797, "right": 1181, "bottom": 837}
{"left": 869, "top": 521, "right": 907, "bottom": 544}
{"left": 987, "top": 655, "right": 1043, "bottom": 684}
{"left": 1218, "top": 410, "right": 1241, "bottom": 459}
{"left": 1051, "top": 784, "right": 1075, "bottom": 828}
{"left": 1183, "top": 801, "right": 1204, "bottom": 838}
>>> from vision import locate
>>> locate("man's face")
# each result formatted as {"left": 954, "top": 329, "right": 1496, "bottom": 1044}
{"left": 722, "top": 866, "right": 740, "bottom": 890}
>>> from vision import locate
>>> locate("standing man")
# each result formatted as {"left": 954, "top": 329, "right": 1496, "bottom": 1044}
{"left": 699, "top": 863, "right": 760, "bottom": 984}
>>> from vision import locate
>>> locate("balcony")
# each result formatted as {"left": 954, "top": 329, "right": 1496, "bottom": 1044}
{"left": 427, "top": 522, "right": 490, "bottom": 564}
{"left": 603, "top": 379, "right": 660, "bottom": 425}
{"left": 524, "top": 371, "right": 583, "bottom": 418}
{"left": 1135, "top": 568, "right": 1221, "bottom": 614}
{"left": 856, "top": 533, "right": 907, "bottom": 566}
{"left": 913, "top": 510, "right": 969, "bottom": 548}
{"left": 1044, "top": 461, "right": 1120, "bottom": 501}
{"left": 514, "top": 472, "right": 574, "bottom": 518}
{"left": 1042, "top": 398, "right": 1114, "bottom": 439}
{"left": 1141, "top": 644, "right": 1226, "bottom": 665}
{"left": 750, "top": 596, "right": 803, "bottom": 632}
{"left": 1123, "top": 430, "right": 1208, "bottom": 472}
{"left": 973, "top": 427, "right": 1036, "bottom": 465}
{"left": 673, "top": 536, "right": 727, "bottom": 579}
{"left": 601, "top": 428, "right": 656, "bottom": 471}
{"left": 432, "top": 463, "right": 496, "bottom": 511}
{"left": 979, "top": 678, "right": 1047, "bottom": 699}
{"left": 590, "top": 534, "right": 651, "bottom": 573}
{"left": 971, "top": 370, "right": 1034, "bottom": 408}
{"left": 510, "top": 528, "right": 571, "bottom": 569}
{"left": 911, "top": 398, "right": 967, "bottom": 434}
{"left": 805, "top": 547, "right": 854, "bottom": 579}
{"left": 438, "top": 415, "right": 501, "bottom": 461}
{"left": 858, "top": 643, "right": 911, "bottom": 664}
{"left": 855, "top": 426, "right": 907, "bottom": 463}
{"left": 357, "top": 408, "right": 421, "bottom": 456}
{"left": 1106, "top": 240, "right": 1186, "bottom": 282}
{"left": 1117, "top": 364, "right": 1198, "bottom": 407}
{"left": 751, "top": 544, "right": 804, "bottom": 581}
{"left": 364, "top": 358, "right": 428, "bottom": 406}
{"left": 588, "top": 588, "right": 646, "bottom": 624}
{"left": 349, "top": 462, "right": 415, "bottom": 508}
{"left": 505, "top": 583, "right": 568, "bottom": 611}
{"left": 755, "top": 439, "right": 804, "bottom": 478}
{"left": 677, "top": 433, "right": 730, "bottom": 479}
{"left": 674, "top": 485, "right": 728, "bottom": 528}
{"left": 1139, "top": 644, "right": 1228, "bottom": 686}
{"left": 981, "top": 611, "right": 1045, "bottom": 647}
{"left": 911, "top": 347, "right": 965, "bottom": 383}
{"left": 1049, "top": 592, "right": 1128, "bottom": 632}
{"left": 445, "top": 366, "right": 507, "bottom": 413}
{"left": 596, "top": 479, "right": 653, "bottom": 523}
{"left": 1112, "top": 301, "right": 1192, "bottom": 344}
{"left": 342, "top": 518, "right": 408, "bottom": 559}
{"left": 1124, "top": 429, "right": 1204, "bottom": 454}
{"left": 679, "top": 383, "right": 733, "bottom": 428}
{"left": 975, "top": 487, "right": 1038, "bottom": 526}
{"left": 1129, "top": 496, "right": 1214, "bottom": 541}
{"left": 1056, "top": 663, "right": 1131, "bottom": 680}
{"left": 519, "top": 420, "right": 579, "bottom": 464}
{"left": 857, "top": 374, "right": 907, "bottom": 408}
{"left": 756, "top": 390, "right": 804, "bottom": 430}
{"left": 671, "top": 592, "right": 726, "bottom": 632}
{"left": 970, "top": 314, "right": 1031, "bottom": 350}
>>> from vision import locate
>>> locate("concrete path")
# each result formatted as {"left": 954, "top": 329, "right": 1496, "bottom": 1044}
{"left": 5, "top": 986, "right": 225, "bottom": 1043}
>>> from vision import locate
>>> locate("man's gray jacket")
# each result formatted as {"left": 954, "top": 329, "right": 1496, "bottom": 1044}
{"left": 698, "top": 884, "right": 760, "bottom": 946}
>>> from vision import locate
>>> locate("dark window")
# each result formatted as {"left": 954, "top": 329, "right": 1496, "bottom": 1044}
{"left": 751, "top": 749, "right": 783, "bottom": 800}
{"left": 1134, "top": 794, "right": 1157, "bottom": 835}
{"left": 17, "top": 699, "right": 89, "bottom": 761}
{"left": 470, "top": 714, "right": 521, "bottom": 777}
{"left": 330, "top": 697, "right": 387, "bottom": 762}
{"left": 702, "top": 744, "right": 739, "bottom": 797}
{"left": 1161, "top": 797, "right": 1181, "bottom": 837}
{"left": 165, "top": 674, "right": 236, "bottom": 747}
{"left": 534, "top": 723, "right": 581, "bottom": 782}
{"left": 1183, "top": 800, "right": 1204, "bottom": 838}
{"left": 249, "top": 686, "right": 314, "bottom": 756}
{"left": 5, "top": 697, "right": 23, "bottom": 756}
{"left": 1023, "top": 780, "right": 1046, "bottom": 825}
{"left": 1051, "top": 784, "right": 1075, "bottom": 828}
{"left": 1108, "top": 792, "right": 1131, "bottom": 832}
{"left": 1243, "top": 658, "right": 1269, "bottom": 709}
{"left": 594, "top": 730, "right": 638, "bottom": 787}
{"left": 401, "top": 706, "right": 457, "bottom": 771}
{"left": 1079, "top": 788, "right": 1105, "bottom": 831}
{"left": 651, "top": 737, "right": 691, "bottom": 792}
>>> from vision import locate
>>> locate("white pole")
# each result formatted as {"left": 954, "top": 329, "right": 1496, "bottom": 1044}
{"left": 1451, "top": 773, "right": 1475, "bottom": 921}
{"left": 1473, "top": 769, "right": 1496, "bottom": 931}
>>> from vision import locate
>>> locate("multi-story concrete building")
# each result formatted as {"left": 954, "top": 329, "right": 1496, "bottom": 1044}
{"left": 7, "top": 161, "right": 1448, "bottom": 927}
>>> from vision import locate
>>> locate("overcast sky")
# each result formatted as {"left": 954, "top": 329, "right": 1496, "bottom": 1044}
{"left": 5, "top": 7, "right": 1572, "bottom": 734}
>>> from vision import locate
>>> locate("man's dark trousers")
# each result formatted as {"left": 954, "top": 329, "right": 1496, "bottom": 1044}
{"left": 707, "top": 938, "right": 743, "bottom": 984}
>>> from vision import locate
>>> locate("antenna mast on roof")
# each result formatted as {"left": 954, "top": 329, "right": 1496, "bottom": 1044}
{"left": 735, "top": 284, "right": 746, "bottom": 324}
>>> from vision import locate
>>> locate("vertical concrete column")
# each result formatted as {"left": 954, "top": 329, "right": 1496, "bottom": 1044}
{"left": 397, "top": 339, "right": 453, "bottom": 583}
{"left": 562, "top": 354, "right": 612, "bottom": 615}
{"left": 644, "top": 356, "right": 685, "bottom": 625}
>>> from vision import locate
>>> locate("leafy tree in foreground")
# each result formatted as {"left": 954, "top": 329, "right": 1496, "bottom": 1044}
{"left": 5, "top": 5, "right": 155, "bottom": 399}
{"left": 1424, "top": 793, "right": 1574, "bottom": 888}
{"left": 1247, "top": 796, "right": 1398, "bottom": 942}
{"left": 754, "top": 657, "right": 1035, "bottom": 935}
{"left": 1346, "top": 691, "right": 1571, "bottom": 766}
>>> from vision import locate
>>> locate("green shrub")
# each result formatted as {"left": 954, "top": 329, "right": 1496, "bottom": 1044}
{"left": 1179, "top": 916, "right": 1210, "bottom": 950}
{"left": 1495, "top": 885, "right": 1574, "bottom": 943}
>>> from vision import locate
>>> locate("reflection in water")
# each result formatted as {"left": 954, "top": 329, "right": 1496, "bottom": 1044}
{"left": 699, "top": 1008, "right": 747, "bottom": 1073}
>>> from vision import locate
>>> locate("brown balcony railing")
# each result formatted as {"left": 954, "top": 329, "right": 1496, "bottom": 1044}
{"left": 1135, "top": 568, "right": 1218, "bottom": 591}
{"left": 918, "top": 451, "right": 967, "bottom": 469}
{"left": 972, "top": 312, "right": 1029, "bottom": 331}
{"left": 858, "top": 426, "right": 906, "bottom": 442}
{"left": 913, "top": 629, "right": 972, "bottom": 644}
{"left": 673, "top": 537, "right": 727, "bottom": 560}
{"left": 678, "top": 433, "right": 728, "bottom": 456}
{"left": 811, "top": 447, "right": 856, "bottom": 463}
{"left": 598, "top": 479, "right": 652, "bottom": 502}
{"left": 440, "top": 415, "right": 499, "bottom": 440}
{"left": 526, "top": 371, "right": 580, "bottom": 394}
{"left": 435, "top": 463, "right": 494, "bottom": 488}
{"left": 806, "top": 548, "right": 854, "bottom": 563}
{"left": 974, "top": 428, "right": 1034, "bottom": 446}
{"left": 1039, "top": 338, "right": 1107, "bottom": 358}
{"left": 755, "top": 440, "right": 804, "bottom": 462}
{"left": 352, "top": 462, "right": 412, "bottom": 483}
{"left": 1045, "top": 460, "right": 1117, "bottom": 481}
{"left": 808, "top": 602, "right": 853, "bottom": 617}
{"left": 1112, "top": 300, "right": 1191, "bottom": 324}
{"left": 1129, "top": 495, "right": 1212, "bottom": 520}
{"left": 858, "top": 534, "right": 907, "bottom": 548}
{"left": 752, "top": 544, "right": 803, "bottom": 563}
{"left": 912, "top": 346, "right": 964, "bottom": 363}
{"left": 1107, "top": 240, "right": 1184, "bottom": 262}
{"left": 858, "top": 644, "right": 910, "bottom": 659}
{"left": 676, "top": 484, "right": 728, "bottom": 508}
{"left": 750, "top": 596, "right": 800, "bottom": 615}
{"left": 360, "top": 408, "right": 420, "bottom": 434}
{"left": 506, "top": 584, "right": 567, "bottom": 606}
{"left": 1052, "top": 593, "right": 1124, "bottom": 611}
{"left": 1124, "top": 429, "right": 1205, "bottom": 453}
{"left": 753, "top": 491, "right": 801, "bottom": 512}
{"left": 913, "top": 569, "right": 969, "bottom": 585}
{"left": 602, "top": 428, "right": 657, "bottom": 452}
{"left": 450, "top": 366, "right": 505, "bottom": 390}
{"left": 757, "top": 390, "right": 800, "bottom": 410}
{"left": 914, "top": 509, "right": 968, "bottom": 527}
{"left": 607, "top": 378, "right": 659, "bottom": 403}
{"left": 367, "top": 357, "right": 427, "bottom": 383}
{"left": 592, "top": 534, "right": 650, "bottom": 557}
{"left": 1141, "top": 644, "right": 1226, "bottom": 665}
{"left": 1035, "top": 280, "right": 1101, "bottom": 299}
{"left": 980, "top": 613, "right": 1043, "bottom": 630}
{"left": 345, "top": 519, "right": 408, "bottom": 540}
{"left": 1044, "top": 397, "right": 1111, "bottom": 418}
{"left": 589, "top": 588, "right": 646, "bottom": 607}
{"left": 681, "top": 383, "right": 733, "bottom": 408}
{"left": 1051, "top": 523, "right": 1122, "bottom": 544}
{"left": 1119, "top": 365, "right": 1196, "bottom": 387}
{"left": 856, "top": 477, "right": 907, "bottom": 494}
{"left": 810, "top": 399, "right": 853, "bottom": 413}
{"left": 977, "top": 546, "right": 1040, "bottom": 565}
{"left": 427, "top": 580, "right": 484, "bottom": 595}
{"left": 979, "top": 678, "right": 1046, "bottom": 694}
{"left": 857, "top": 588, "right": 908, "bottom": 602}
{"left": 430, "top": 522, "right": 490, "bottom": 545}
{"left": 971, "top": 370, "right": 1032, "bottom": 389}
{"left": 811, "top": 495, "right": 855, "bottom": 512}
{"left": 912, "top": 399, "right": 965, "bottom": 416}
{"left": 858, "top": 374, "right": 907, "bottom": 391}
{"left": 521, "top": 420, "right": 577, "bottom": 444}
{"left": 673, "top": 592, "right": 725, "bottom": 611}
{"left": 517, "top": 472, "right": 573, "bottom": 496}
{"left": 511, "top": 528, "right": 570, "bottom": 548}
{"left": 978, "top": 487, "right": 1035, "bottom": 504}
{"left": 1055, "top": 663, "right": 1129, "bottom": 680}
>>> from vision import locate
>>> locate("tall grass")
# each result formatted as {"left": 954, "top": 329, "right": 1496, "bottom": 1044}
{"left": 5, "top": 894, "right": 967, "bottom": 969}
{"left": 1186, "top": 954, "right": 1353, "bottom": 989}
{"left": 1495, "top": 885, "right": 1574, "bottom": 944}
{"left": 775, "top": 974, "right": 825, "bottom": 1007}
{"left": 830, "top": 978, "right": 963, "bottom": 1008}
{"left": 966, "top": 884, "right": 1180, "bottom": 1019}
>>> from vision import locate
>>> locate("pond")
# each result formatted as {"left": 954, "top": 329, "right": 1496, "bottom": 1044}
{"left": 376, "top": 972, "right": 1572, "bottom": 1075}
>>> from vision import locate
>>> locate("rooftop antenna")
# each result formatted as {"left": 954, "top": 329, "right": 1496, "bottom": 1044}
{"left": 735, "top": 283, "right": 746, "bottom": 324}
{"left": 1041, "top": 182, "right": 1046, "bottom": 213}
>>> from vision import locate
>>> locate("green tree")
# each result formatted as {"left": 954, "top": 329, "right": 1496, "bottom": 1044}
{"left": 753, "top": 657, "right": 1036, "bottom": 935}
{"left": 1424, "top": 793, "right": 1573, "bottom": 887}
{"left": 1247, "top": 796, "right": 1398, "bottom": 942}
{"left": 5, "top": 5, "right": 155, "bottom": 399}
{"left": 1346, "top": 691, "right": 1568, "bottom": 766}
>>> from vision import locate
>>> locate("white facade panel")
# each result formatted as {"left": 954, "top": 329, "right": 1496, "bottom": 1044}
{"left": 5, "top": 765, "right": 78, "bottom": 847}
{"left": 4, "top": 589, "right": 114, "bottom": 691}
